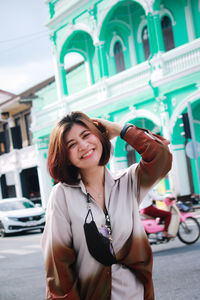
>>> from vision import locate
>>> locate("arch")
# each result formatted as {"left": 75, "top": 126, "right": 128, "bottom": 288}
{"left": 137, "top": 7, "right": 176, "bottom": 44}
{"left": 110, "top": 108, "right": 161, "bottom": 171}
{"left": 59, "top": 29, "right": 95, "bottom": 95}
{"left": 113, "top": 41, "right": 126, "bottom": 73}
{"left": 159, "top": 6, "right": 176, "bottom": 26}
{"left": 58, "top": 24, "right": 94, "bottom": 60}
{"left": 64, "top": 48, "right": 88, "bottom": 62}
{"left": 161, "top": 15, "right": 175, "bottom": 51}
{"left": 169, "top": 88, "right": 200, "bottom": 134}
{"left": 98, "top": 0, "right": 146, "bottom": 40}
{"left": 110, "top": 34, "right": 126, "bottom": 56}
{"left": 120, "top": 108, "right": 161, "bottom": 128}
{"left": 142, "top": 26, "right": 150, "bottom": 60}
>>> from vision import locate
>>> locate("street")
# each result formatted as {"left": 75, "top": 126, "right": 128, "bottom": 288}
{"left": 0, "top": 230, "right": 200, "bottom": 300}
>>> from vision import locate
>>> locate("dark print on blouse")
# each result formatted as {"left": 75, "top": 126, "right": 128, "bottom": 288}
{"left": 84, "top": 193, "right": 117, "bottom": 266}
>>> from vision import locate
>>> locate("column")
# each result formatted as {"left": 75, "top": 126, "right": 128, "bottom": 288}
{"left": 50, "top": 33, "right": 67, "bottom": 101}
{"left": 96, "top": 41, "right": 109, "bottom": 78}
{"left": 159, "top": 98, "right": 174, "bottom": 192}
{"left": 184, "top": 0, "right": 195, "bottom": 41}
{"left": 147, "top": 11, "right": 165, "bottom": 56}
{"left": 14, "top": 169, "right": 23, "bottom": 198}
{"left": 147, "top": 12, "right": 158, "bottom": 56}
{"left": 88, "top": 56, "right": 95, "bottom": 84}
{"left": 36, "top": 143, "right": 53, "bottom": 209}
{"left": 152, "top": 12, "right": 165, "bottom": 52}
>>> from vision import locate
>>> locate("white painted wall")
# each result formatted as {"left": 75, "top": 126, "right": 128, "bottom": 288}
{"left": 171, "top": 148, "right": 191, "bottom": 195}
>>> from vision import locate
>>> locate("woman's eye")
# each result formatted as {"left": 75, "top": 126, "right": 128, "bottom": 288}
{"left": 83, "top": 133, "right": 90, "bottom": 138}
{"left": 68, "top": 143, "right": 76, "bottom": 149}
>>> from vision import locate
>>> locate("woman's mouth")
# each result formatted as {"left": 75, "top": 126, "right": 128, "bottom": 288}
{"left": 82, "top": 149, "right": 94, "bottom": 159}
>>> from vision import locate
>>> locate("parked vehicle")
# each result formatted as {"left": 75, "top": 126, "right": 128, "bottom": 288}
{"left": 140, "top": 195, "right": 200, "bottom": 245}
{"left": 0, "top": 198, "right": 45, "bottom": 237}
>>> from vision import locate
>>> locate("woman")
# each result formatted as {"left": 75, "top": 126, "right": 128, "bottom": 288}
{"left": 41, "top": 111, "right": 172, "bottom": 300}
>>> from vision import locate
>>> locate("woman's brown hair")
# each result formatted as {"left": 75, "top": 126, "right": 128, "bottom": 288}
{"left": 47, "top": 111, "right": 111, "bottom": 185}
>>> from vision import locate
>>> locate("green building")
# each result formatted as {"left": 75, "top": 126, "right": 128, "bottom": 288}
{"left": 31, "top": 0, "right": 200, "bottom": 207}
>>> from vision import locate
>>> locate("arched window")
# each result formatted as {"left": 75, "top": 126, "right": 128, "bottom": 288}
{"left": 161, "top": 16, "right": 175, "bottom": 51}
{"left": 142, "top": 26, "right": 150, "bottom": 60}
{"left": 114, "top": 41, "right": 125, "bottom": 73}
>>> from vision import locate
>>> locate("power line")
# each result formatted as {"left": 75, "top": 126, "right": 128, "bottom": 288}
{"left": 0, "top": 30, "right": 48, "bottom": 44}
{"left": 0, "top": 32, "right": 50, "bottom": 56}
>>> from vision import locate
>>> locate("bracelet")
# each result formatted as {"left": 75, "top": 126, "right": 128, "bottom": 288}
{"left": 120, "top": 123, "right": 133, "bottom": 139}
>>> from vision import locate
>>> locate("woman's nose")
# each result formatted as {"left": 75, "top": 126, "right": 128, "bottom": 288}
{"left": 78, "top": 139, "right": 88, "bottom": 151}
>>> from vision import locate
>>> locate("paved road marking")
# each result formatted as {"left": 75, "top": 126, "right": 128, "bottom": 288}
{"left": 0, "top": 244, "right": 41, "bottom": 259}
{"left": 23, "top": 244, "right": 41, "bottom": 249}
{"left": 0, "top": 249, "right": 37, "bottom": 255}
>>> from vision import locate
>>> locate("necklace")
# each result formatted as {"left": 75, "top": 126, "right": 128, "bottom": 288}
{"left": 85, "top": 184, "right": 104, "bottom": 199}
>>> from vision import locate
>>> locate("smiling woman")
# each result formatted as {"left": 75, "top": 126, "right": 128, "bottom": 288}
{"left": 42, "top": 111, "right": 172, "bottom": 300}
{"left": 47, "top": 111, "right": 111, "bottom": 185}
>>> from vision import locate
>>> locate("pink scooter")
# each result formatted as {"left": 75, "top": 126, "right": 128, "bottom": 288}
{"left": 140, "top": 196, "right": 200, "bottom": 245}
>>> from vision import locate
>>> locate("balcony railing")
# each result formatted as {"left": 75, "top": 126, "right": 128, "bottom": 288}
{"left": 32, "top": 39, "right": 200, "bottom": 133}
{"left": 0, "top": 145, "right": 37, "bottom": 174}
{"left": 163, "top": 38, "right": 200, "bottom": 77}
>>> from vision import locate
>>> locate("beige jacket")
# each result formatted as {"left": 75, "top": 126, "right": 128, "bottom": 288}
{"left": 41, "top": 126, "right": 172, "bottom": 300}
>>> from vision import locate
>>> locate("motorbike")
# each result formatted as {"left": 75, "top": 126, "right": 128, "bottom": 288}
{"left": 140, "top": 195, "right": 200, "bottom": 245}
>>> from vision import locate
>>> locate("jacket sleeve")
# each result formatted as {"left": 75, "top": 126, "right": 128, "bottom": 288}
{"left": 41, "top": 184, "right": 80, "bottom": 300}
{"left": 122, "top": 126, "right": 172, "bottom": 203}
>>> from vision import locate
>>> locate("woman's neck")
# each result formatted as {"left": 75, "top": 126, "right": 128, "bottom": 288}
{"left": 81, "top": 166, "right": 105, "bottom": 209}
{"left": 81, "top": 166, "right": 105, "bottom": 188}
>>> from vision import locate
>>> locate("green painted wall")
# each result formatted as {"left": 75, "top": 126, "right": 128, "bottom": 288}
{"left": 31, "top": 0, "right": 200, "bottom": 194}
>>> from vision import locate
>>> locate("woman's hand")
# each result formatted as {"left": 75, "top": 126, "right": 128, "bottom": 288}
{"left": 92, "top": 118, "right": 123, "bottom": 140}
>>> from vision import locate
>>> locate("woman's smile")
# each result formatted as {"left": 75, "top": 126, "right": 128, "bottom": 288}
{"left": 81, "top": 149, "right": 95, "bottom": 159}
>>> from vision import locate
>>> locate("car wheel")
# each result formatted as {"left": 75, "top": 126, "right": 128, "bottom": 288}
{"left": 0, "top": 225, "right": 6, "bottom": 237}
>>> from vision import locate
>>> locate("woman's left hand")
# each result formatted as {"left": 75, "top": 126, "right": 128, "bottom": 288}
{"left": 92, "top": 118, "right": 123, "bottom": 140}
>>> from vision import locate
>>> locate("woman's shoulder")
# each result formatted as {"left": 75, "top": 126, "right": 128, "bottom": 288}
{"left": 108, "top": 163, "right": 138, "bottom": 180}
{"left": 49, "top": 182, "right": 72, "bottom": 201}
{"left": 51, "top": 181, "right": 77, "bottom": 191}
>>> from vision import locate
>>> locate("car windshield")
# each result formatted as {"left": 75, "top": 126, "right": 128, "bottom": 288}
{"left": 0, "top": 200, "right": 35, "bottom": 211}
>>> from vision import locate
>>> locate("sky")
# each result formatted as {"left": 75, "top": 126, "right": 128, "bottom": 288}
{"left": 0, "top": 0, "right": 54, "bottom": 95}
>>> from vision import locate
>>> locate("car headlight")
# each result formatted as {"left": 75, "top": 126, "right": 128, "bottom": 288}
{"left": 7, "top": 217, "right": 19, "bottom": 221}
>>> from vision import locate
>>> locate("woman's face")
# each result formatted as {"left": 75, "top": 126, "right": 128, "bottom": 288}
{"left": 65, "top": 123, "right": 103, "bottom": 170}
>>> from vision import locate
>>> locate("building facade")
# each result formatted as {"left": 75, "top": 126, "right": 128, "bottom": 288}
{"left": 0, "top": 89, "right": 42, "bottom": 203}
{"left": 30, "top": 0, "right": 200, "bottom": 207}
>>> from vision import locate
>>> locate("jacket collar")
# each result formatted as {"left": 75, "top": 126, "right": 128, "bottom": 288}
{"left": 61, "top": 167, "right": 118, "bottom": 192}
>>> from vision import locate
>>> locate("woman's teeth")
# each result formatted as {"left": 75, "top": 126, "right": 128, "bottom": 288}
{"left": 82, "top": 149, "right": 93, "bottom": 158}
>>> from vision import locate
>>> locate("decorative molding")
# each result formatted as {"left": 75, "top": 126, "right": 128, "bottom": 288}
{"left": 169, "top": 89, "right": 200, "bottom": 134}
{"left": 120, "top": 107, "right": 161, "bottom": 127}
{"left": 159, "top": 5, "right": 176, "bottom": 26}
{"left": 110, "top": 33, "right": 126, "bottom": 57}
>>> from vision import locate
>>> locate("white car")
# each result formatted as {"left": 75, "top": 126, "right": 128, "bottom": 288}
{"left": 0, "top": 198, "right": 45, "bottom": 237}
